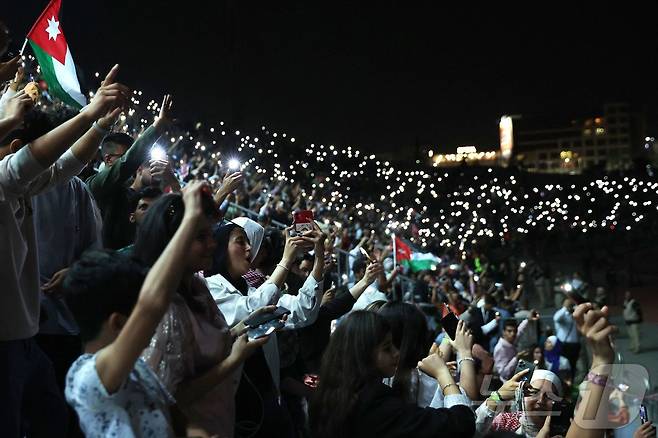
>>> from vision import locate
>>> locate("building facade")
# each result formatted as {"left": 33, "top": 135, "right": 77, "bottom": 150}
{"left": 515, "top": 103, "right": 645, "bottom": 174}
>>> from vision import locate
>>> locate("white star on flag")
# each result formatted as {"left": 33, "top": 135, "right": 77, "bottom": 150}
{"left": 46, "top": 16, "right": 61, "bottom": 41}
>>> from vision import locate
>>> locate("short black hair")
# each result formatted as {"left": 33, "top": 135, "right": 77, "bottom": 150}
{"left": 352, "top": 257, "right": 367, "bottom": 275}
{"left": 503, "top": 319, "right": 518, "bottom": 330}
{"left": 64, "top": 250, "right": 147, "bottom": 343}
{"left": 101, "top": 132, "right": 134, "bottom": 155}
{"left": 130, "top": 186, "right": 163, "bottom": 211}
{"left": 484, "top": 294, "right": 498, "bottom": 307}
{"left": 2, "top": 109, "right": 73, "bottom": 147}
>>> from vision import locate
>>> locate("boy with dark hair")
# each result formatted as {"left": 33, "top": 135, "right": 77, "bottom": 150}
{"left": 86, "top": 95, "right": 173, "bottom": 249}
{"left": 63, "top": 181, "right": 207, "bottom": 437}
{"left": 494, "top": 317, "right": 533, "bottom": 381}
{"left": 117, "top": 186, "right": 163, "bottom": 257}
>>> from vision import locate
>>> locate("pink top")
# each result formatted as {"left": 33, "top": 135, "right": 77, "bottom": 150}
{"left": 142, "top": 275, "right": 240, "bottom": 438}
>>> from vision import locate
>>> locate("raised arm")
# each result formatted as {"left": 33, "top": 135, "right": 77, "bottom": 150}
{"left": 453, "top": 320, "right": 478, "bottom": 400}
{"left": 564, "top": 303, "right": 616, "bottom": 438}
{"left": 95, "top": 180, "right": 207, "bottom": 393}
{"left": 86, "top": 94, "right": 171, "bottom": 198}
{"left": 29, "top": 65, "right": 128, "bottom": 167}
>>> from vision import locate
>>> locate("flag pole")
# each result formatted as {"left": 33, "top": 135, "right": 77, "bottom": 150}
{"left": 19, "top": 39, "right": 28, "bottom": 56}
{"left": 392, "top": 233, "right": 397, "bottom": 271}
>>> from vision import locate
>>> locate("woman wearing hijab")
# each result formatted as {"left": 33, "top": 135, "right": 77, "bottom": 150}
{"left": 205, "top": 219, "right": 326, "bottom": 437}
{"left": 475, "top": 303, "right": 616, "bottom": 438}
{"left": 231, "top": 217, "right": 267, "bottom": 288}
{"left": 543, "top": 335, "right": 571, "bottom": 376}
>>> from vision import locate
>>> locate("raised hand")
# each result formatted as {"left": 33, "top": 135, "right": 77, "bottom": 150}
{"left": 321, "top": 287, "right": 336, "bottom": 306}
{"left": 573, "top": 303, "right": 616, "bottom": 366}
{"left": 85, "top": 64, "right": 130, "bottom": 120}
{"left": 154, "top": 94, "right": 173, "bottom": 129}
{"left": 0, "top": 55, "right": 20, "bottom": 83}
{"left": 282, "top": 226, "right": 312, "bottom": 263}
{"left": 497, "top": 368, "right": 530, "bottom": 401}
{"left": 452, "top": 320, "right": 474, "bottom": 356}
{"left": 362, "top": 261, "right": 384, "bottom": 286}
{"left": 9, "top": 65, "right": 25, "bottom": 91}
{"left": 215, "top": 171, "right": 243, "bottom": 201}
{"left": 181, "top": 180, "right": 209, "bottom": 220}
{"left": 150, "top": 160, "right": 177, "bottom": 186}
{"left": 633, "top": 421, "right": 656, "bottom": 438}
{"left": 418, "top": 352, "right": 449, "bottom": 379}
{"left": 4, "top": 90, "right": 34, "bottom": 123}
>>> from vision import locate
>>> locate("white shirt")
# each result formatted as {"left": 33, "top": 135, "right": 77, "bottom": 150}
{"left": 65, "top": 354, "right": 175, "bottom": 438}
{"left": 351, "top": 282, "right": 387, "bottom": 311}
{"left": 553, "top": 306, "right": 580, "bottom": 343}
{"left": 205, "top": 273, "right": 322, "bottom": 389}
{"left": 383, "top": 369, "right": 470, "bottom": 408}
{"left": 0, "top": 145, "right": 85, "bottom": 340}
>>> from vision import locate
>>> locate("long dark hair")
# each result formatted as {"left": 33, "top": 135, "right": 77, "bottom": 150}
{"left": 309, "top": 311, "right": 391, "bottom": 438}
{"left": 132, "top": 193, "right": 205, "bottom": 312}
{"left": 378, "top": 302, "right": 431, "bottom": 403}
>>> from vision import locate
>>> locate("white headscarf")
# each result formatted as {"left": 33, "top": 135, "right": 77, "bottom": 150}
{"left": 232, "top": 217, "right": 264, "bottom": 263}
{"left": 530, "top": 368, "right": 563, "bottom": 395}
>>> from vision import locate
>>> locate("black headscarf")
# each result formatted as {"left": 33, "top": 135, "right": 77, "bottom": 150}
{"left": 210, "top": 220, "right": 250, "bottom": 295}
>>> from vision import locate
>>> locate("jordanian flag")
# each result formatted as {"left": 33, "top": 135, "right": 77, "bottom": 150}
{"left": 27, "top": 0, "right": 86, "bottom": 109}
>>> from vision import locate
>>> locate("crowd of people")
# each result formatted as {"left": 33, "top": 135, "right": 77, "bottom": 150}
{"left": 0, "top": 19, "right": 655, "bottom": 438}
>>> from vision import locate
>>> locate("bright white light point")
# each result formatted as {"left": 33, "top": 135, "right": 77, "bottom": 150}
{"left": 150, "top": 146, "right": 166, "bottom": 161}
{"left": 235, "top": 130, "right": 240, "bottom": 135}
{"left": 228, "top": 159, "right": 240, "bottom": 170}
{"left": 291, "top": 138, "right": 295, "bottom": 142}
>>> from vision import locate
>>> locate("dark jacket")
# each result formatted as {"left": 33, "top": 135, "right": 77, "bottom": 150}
{"left": 86, "top": 125, "right": 160, "bottom": 249}
{"left": 299, "top": 289, "right": 356, "bottom": 373}
{"left": 346, "top": 381, "right": 475, "bottom": 438}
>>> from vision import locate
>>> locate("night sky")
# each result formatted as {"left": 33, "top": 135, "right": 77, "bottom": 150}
{"left": 5, "top": 1, "right": 658, "bottom": 154}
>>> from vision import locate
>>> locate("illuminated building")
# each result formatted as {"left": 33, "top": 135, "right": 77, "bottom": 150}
{"left": 431, "top": 146, "right": 499, "bottom": 167}
{"left": 514, "top": 103, "right": 646, "bottom": 174}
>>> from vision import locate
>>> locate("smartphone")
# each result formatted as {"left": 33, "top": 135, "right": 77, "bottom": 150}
{"left": 515, "top": 359, "right": 535, "bottom": 382}
{"left": 640, "top": 404, "right": 648, "bottom": 424}
{"left": 359, "top": 247, "right": 374, "bottom": 262}
{"left": 244, "top": 306, "right": 290, "bottom": 328}
{"left": 247, "top": 319, "right": 284, "bottom": 340}
{"left": 441, "top": 311, "right": 459, "bottom": 340}
{"left": 567, "top": 290, "right": 586, "bottom": 305}
{"left": 293, "top": 210, "right": 314, "bottom": 234}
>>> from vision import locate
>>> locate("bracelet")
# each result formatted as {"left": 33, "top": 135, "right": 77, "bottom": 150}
{"left": 441, "top": 382, "right": 457, "bottom": 392}
{"left": 458, "top": 357, "right": 475, "bottom": 367}
{"left": 92, "top": 121, "right": 110, "bottom": 136}
{"left": 277, "top": 263, "right": 290, "bottom": 272}
{"left": 586, "top": 371, "right": 610, "bottom": 387}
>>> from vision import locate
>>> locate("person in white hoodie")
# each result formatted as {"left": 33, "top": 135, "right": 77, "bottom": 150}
{"left": 205, "top": 219, "right": 326, "bottom": 438}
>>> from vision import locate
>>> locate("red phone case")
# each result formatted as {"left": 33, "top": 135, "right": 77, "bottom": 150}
{"left": 294, "top": 210, "right": 314, "bottom": 232}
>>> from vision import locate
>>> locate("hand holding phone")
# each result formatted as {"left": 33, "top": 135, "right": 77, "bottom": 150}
{"left": 247, "top": 319, "right": 284, "bottom": 341}
{"left": 640, "top": 404, "right": 649, "bottom": 424}
{"left": 243, "top": 306, "right": 290, "bottom": 328}
{"left": 359, "top": 247, "right": 375, "bottom": 263}
{"left": 514, "top": 359, "right": 535, "bottom": 382}
{"left": 441, "top": 311, "right": 459, "bottom": 341}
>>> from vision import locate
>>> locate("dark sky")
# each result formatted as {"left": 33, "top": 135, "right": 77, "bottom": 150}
{"left": 5, "top": 1, "right": 658, "bottom": 153}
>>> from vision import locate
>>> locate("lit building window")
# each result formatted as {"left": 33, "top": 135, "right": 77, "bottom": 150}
{"left": 595, "top": 127, "right": 605, "bottom": 135}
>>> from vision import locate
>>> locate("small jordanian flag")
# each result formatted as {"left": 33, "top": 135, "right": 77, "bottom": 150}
{"left": 27, "top": 0, "right": 86, "bottom": 109}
